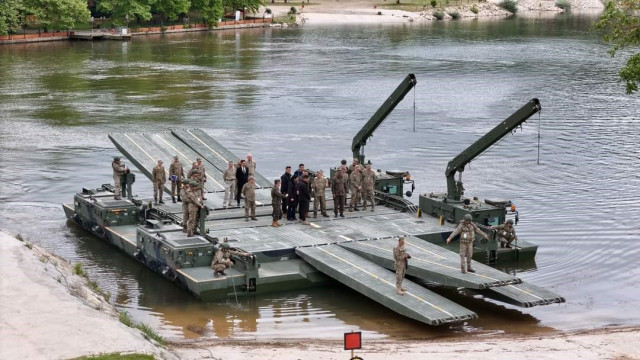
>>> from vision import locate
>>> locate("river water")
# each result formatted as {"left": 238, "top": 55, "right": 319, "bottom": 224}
{"left": 1, "top": 13, "right": 639, "bottom": 340}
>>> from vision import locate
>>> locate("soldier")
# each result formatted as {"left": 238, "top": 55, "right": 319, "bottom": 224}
{"left": 446, "top": 214, "right": 489, "bottom": 274}
{"left": 348, "top": 166, "right": 362, "bottom": 212}
{"left": 246, "top": 153, "right": 257, "bottom": 177}
{"left": 313, "top": 170, "right": 329, "bottom": 218}
{"left": 348, "top": 158, "right": 359, "bottom": 176}
{"left": 393, "top": 236, "right": 410, "bottom": 295}
{"left": 297, "top": 174, "right": 311, "bottom": 225}
{"left": 331, "top": 169, "right": 348, "bottom": 218}
{"left": 152, "top": 160, "right": 166, "bottom": 204}
{"left": 222, "top": 160, "right": 236, "bottom": 208}
{"left": 492, "top": 219, "right": 518, "bottom": 248}
{"left": 271, "top": 179, "right": 287, "bottom": 227}
{"left": 169, "top": 156, "right": 184, "bottom": 203}
{"left": 195, "top": 158, "right": 207, "bottom": 200}
{"left": 242, "top": 176, "right": 257, "bottom": 221}
{"left": 112, "top": 156, "right": 127, "bottom": 200}
{"left": 180, "top": 180, "right": 190, "bottom": 232}
{"left": 210, "top": 242, "right": 249, "bottom": 277}
{"left": 187, "top": 181, "right": 204, "bottom": 237}
{"left": 361, "top": 164, "right": 376, "bottom": 212}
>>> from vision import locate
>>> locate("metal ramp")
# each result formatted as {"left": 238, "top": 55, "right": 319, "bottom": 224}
{"left": 339, "top": 236, "right": 521, "bottom": 289}
{"left": 474, "top": 282, "right": 565, "bottom": 308}
{"left": 296, "top": 245, "right": 477, "bottom": 325}
{"left": 109, "top": 129, "right": 271, "bottom": 194}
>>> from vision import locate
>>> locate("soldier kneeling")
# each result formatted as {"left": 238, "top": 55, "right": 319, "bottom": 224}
{"left": 211, "top": 242, "right": 249, "bottom": 277}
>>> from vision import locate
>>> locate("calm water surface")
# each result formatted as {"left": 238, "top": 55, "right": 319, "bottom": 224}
{"left": 1, "top": 13, "right": 639, "bottom": 340}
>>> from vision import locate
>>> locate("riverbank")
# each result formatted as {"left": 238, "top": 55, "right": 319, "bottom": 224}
{"left": 1, "top": 230, "right": 639, "bottom": 359}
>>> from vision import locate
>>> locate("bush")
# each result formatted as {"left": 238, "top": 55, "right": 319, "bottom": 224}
{"left": 430, "top": 0, "right": 437, "bottom": 8}
{"left": 471, "top": 4, "right": 479, "bottom": 13}
{"left": 449, "top": 11, "right": 460, "bottom": 19}
{"left": 288, "top": 6, "right": 297, "bottom": 14}
{"left": 74, "top": 262, "right": 85, "bottom": 277}
{"left": 498, "top": 0, "right": 518, "bottom": 13}
{"left": 555, "top": 0, "right": 571, "bottom": 11}
{"left": 433, "top": 11, "right": 445, "bottom": 19}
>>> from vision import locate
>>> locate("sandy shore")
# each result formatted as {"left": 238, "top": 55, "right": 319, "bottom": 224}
{"left": 2, "top": 229, "right": 639, "bottom": 359}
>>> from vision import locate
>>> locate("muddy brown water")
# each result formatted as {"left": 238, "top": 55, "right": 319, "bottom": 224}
{"left": 1, "top": 13, "right": 639, "bottom": 340}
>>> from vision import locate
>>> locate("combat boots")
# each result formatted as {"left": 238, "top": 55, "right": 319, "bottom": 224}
{"left": 271, "top": 220, "right": 278, "bottom": 227}
{"left": 396, "top": 287, "right": 405, "bottom": 295}
{"left": 172, "top": 196, "right": 176, "bottom": 203}
{"left": 322, "top": 212, "right": 329, "bottom": 217}
{"left": 177, "top": 195, "right": 182, "bottom": 202}
{"left": 159, "top": 198, "right": 165, "bottom": 204}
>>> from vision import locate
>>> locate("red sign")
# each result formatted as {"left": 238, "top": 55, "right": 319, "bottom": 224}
{"left": 344, "top": 332, "right": 362, "bottom": 350}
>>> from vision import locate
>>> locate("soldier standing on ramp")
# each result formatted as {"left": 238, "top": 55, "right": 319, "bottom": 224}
{"left": 169, "top": 156, "right": 184, "bottom": 203}
{"left": 331, "top": 169, "right": 348, "bottom": 218}
{"left": 393, "top": 236, "right": 410, "bottom": 295}
{"left": 312, "top": 170, "right": 329, "bottom": 218}
{"left": 187, "top": 181, "right": 204, "bottom": 237}
{"left": 112, "top": 156, "right": 127, "bottom": 200}
{"left": 222, "top": 161, "right": 236, "bottom": 208}
{"left": 180, "top": 179, "right": 190, "bottom": 233}
{"left": 271, "top": 179, "right": 287, "bottom": 227}
{"left": 362, "top": 164, "right": 376, "bottom": 212}
{"left": 348, "top": 166, "right": 362, "bottom": 212}
{"left": 242, "top": 176, "right": 257, "bottom": 221}
{"left": 152, "top": 160, "right": 166, "bottom": 204}
{"left": 446, "top": 214, "right": 489, "bottom": 274}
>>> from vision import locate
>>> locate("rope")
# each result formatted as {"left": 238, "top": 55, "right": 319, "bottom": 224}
{"left": 537, "top": 110, "right": 542, "bottom": 165}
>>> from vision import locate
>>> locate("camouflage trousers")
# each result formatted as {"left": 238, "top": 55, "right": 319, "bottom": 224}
{"left": 171, "top": 180, "right": 181, "bottom": 197}
{"left": 212, "top": 259, "right": 233, "bottom": 272}
{"left": 182, "top": 203, "right": 189, "bottom": 231}
{"left": 395, "top": 265, "right": 406, "bottom": 289}
{"left": 362, "top": 188, "right": 375, "bottom": 210}
{"left": 459, "top": 241, "right": 473, "bottom": 273}
{"left": 113, "top": 176, "right": 122, "bottom": 198}
{"left": 313, "top": 195, "right": 326, "bottom": 215}
{"left": 272, "top": 202, "right": 283, "bottom": 221}
{"left": 349, "top": 187, "right": 361, "bottom": 210}
{"left": 188, "top": 205, "right": 200, "bottom": 234}
{"left": 153, "top": 181, "right": 164, "bottom": 201}
{"left": 245, "top": 200, "right": 256, "bottom": 218}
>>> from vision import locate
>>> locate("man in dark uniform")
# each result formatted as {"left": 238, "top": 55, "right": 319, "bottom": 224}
{"left": 280, "top": 166, "right": 292, "bottom": 218}
{"left": 235, "top": 159, "right": 249, "bottom": 207}
{"left": 297, "top": 174, "right": 311, "bottom": 225}
{"left": 331, "top": 169, "right": 348, "bottom": 218}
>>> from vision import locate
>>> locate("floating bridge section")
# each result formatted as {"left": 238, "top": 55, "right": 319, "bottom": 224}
{"left": 109, "top": 130, "right": 565, "bottom": 326}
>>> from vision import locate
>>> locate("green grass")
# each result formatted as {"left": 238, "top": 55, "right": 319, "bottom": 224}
{"left": 74, "top": 262, "right": 86, "bottom": 277}
{"left": 72, "top": 353, "right": 155, "bottom": 360}
{"left": 273, "top": 14, "right": 298, "bottom": 25}
{"left": 118, "top": 311, "right": 166, "bottom": 346}
{"left": 555, "top": 0, "right": 571, "bottom": 11}
{"left": 498, "top": 0, "right": 518, "bottom": 13}
{"left": 16, "top": 234, "right": 25, "bottom": 242}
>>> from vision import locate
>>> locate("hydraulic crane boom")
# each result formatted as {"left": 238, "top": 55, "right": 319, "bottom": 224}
{"left": 352, "top": 74, "right": 417, "bottom": 165}
{"left": 446, "top": 98, "right": 542, "bottom": 201}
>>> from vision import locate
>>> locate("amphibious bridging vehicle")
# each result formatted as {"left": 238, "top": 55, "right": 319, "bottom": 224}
{"left": 63, "top": 75, "right": 563, "bottom": 326}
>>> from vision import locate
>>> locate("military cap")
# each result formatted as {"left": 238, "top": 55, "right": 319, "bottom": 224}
{"left": 182, "top": 179, "right": 190, "bottom": 185}
{"left": 464, "top": 214, "right": 473, "bottom": 221}
{"left": 189, "top": 181, "right": 199, "bottom": 187}
{"left": 114, "top": 156, "right": 121, "bottom": 161}
{"left": 196, "top": 158, "right": 202, "bottom": 161}
{"left": 506, "top": 219, "right": 514, "bottom": 225}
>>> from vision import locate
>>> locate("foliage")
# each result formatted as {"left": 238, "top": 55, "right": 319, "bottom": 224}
{"left": 192, "top": 0, "right": 222, "bottom": 26}
{"left": 433, "top": 10, "right": 444, "bottom": 19}
{"left": 273, "top": 14, "right": 296, "bottom": 24}
{"left": 118, "top": 310, "right": 134, "bottom": 327}
{"left": 153, "top": 0, "right": 191, "bottom": 21}
{"left": 72, "top": 353, "right": 155, "bottom": 359}
{"left": 448, "top": 11, "right": 460, "bottom": 19}
{"left": 0, "top": 0, "right": 25, "bottom": 36}
{"left": 471, "top": 4, "right": 478, "bottom": 13}
{"left": 98, "top": 0, "right": 154, "bottom": 25}
{"left": 223, "top": 0, "right": 264, "bottom": 14}
{"left": 23, "top": 0, "right": 90, "bottom": 30}
{"left": 498, "top": 0, "right": 518, "bottom": 13}
{"left": 74, "top": 262, "right": 86, "bottom": 276}
{"left": 555, "top": 0, "right": 570, "bottom": 11}
{"left": 118, "top": 311, "right": 166, "bottom": 346}
{"left": 430, "top": 0, "right": 437, "bottom": 8}
{"left": 288, "top": 6, "right": 297, "bottom": 14}
{"left": 594, "top": 0, "right": 640, "bottom": 94}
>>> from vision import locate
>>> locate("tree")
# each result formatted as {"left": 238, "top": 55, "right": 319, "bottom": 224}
{"left": 223, "top": 0, "right": 263, "bottom": 15}
{"left": 0, "top": 0, "right": 25, "bottom": 36}
{"left": 23, "top": 0, "right": 90, "bottom": 31}
{"left": 98, "top": 0, "right": 155, "bottom": 25}
{"left": 192, "top": 0, "right": 223, "bottom": 25}
{"left": 154, "top": 0, "right": 191, "bottom": 23}
{"left": 594, "top": 0, "right": 640, "bottom": 94}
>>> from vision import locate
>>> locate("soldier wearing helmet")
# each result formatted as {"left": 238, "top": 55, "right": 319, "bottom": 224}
{"left": 111, "top": 156, "right": 128, "bottom": 200}
{"left": 446, "top": 213, "right": 488, "bottom": 274}
{"left": 211, "top": 242, "right": 250, "bottom": 277}
{"left": 491, "top": 219, "right": 518, "bottom": 248}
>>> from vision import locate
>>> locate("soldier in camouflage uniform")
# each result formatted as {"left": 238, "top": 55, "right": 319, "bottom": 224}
{"left": 169, "top": 156, "right": 184, "bottom": 203}
{"left": 187, "top": 181, "right": 204, "bottom": 237}
{"left": 152, "top": 160, "right": 166, "bottom": 204}
{"left": 446, "top": 214, "right": 489, "bottom": 274}
{"left": 492, "top": 219, "right": 518, "bottom": 248}
{"left": 361, "top": 164, "right": 376, "bottom": 212}
{"left": 393, "top": 236, "right": 410, "bottom": 295}
{"left": 242, "top": 176, "right": 257, "bottom": 221}
{"left": 246, "top": 153, "right": 257, "bottom": 177}
{"left": 331, "top": 169, "right": 348, "bottom": 218}
{"left": 211, "top": 242, "right": 249, "bottom": 276}
{"left": 348, "top": 166, "right": 362, "bottom": 212}
{"left": 222, "top": 160, "right": 236, "bottom": 208}
{"left": 195, "top": 158, "right": 207, "bottom": 200}
{"left": 271, "top": 179, "right": 287, "bottom": 227}
{"left": 312, "top": 170, "right": 329, "bottom": 218}
{"left": 180, "top": 179, "right": 190, "bottom": 233}
{"left": 112, "top": 156, "right": 127, "bottom": 200}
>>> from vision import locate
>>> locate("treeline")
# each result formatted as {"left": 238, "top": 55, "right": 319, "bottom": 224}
{"left": 0, "top": 0, "right": 265, "bottom": 36}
